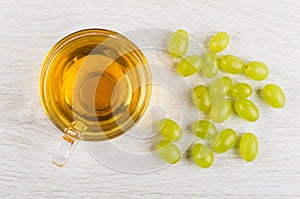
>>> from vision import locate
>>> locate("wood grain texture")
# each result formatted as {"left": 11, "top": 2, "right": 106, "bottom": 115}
{"left": 1, "top": 0, "right": 300, "bottom": 198}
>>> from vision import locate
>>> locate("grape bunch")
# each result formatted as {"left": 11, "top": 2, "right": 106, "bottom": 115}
{"left": 156, "top": 30, "right": 286, "bottom": 168}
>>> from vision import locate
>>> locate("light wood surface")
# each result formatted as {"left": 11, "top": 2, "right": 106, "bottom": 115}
{"left": 1, "top": 0, "right": 300, "bottom": 198}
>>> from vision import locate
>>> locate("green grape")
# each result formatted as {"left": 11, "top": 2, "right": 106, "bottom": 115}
{"left": 235, "top": 99, "right": 259, "bottom": 122}
{"left": 177, "top": 55, "right": 202, "bottom": 77}
{"left": 245, "top": 61, "right": 269, "bottom": 81}
{"left": 168, "top": 29, "right": 189, "bottom": 58}
{"left": 262, "top": 84, "right": 285, "bottom": 108}
{"left": 239, "top": 133, "right": 258, "bottom": 162}
{"left": 219, "top": 55, "right": 245, "bottom": 74}
{"left": 221, "top": 76, "right": 233, "bottom": 95}
{"left": 210, "top": 99, "right": 232, "bottom": 123}
{"left": 213, "top": 128, "right": 237, "bottom": 153}
{"left": 210, "top": 76, "right": 232, "bottom": 98}
{"left": 209, "top": 32, "right": 230, "bottom": 53}
{"left": 192, "top": 120, "right": 217, "bottom": 139}
{"left": 230, "top": 83, "right": 253, "bottom": 99}
{"left": 158, "top": 118, "right": 182, "bottom": 142}
{"left": 157, "top": 140, "right": 181, "bottom": 164}
{"left": 192, "top": 85, "right": 212, "bottom": 112}
{"left": 192, "top": 144, "right": 214, "bottom": 168}
{"left": 201, "top": 51, "right": 219, "bottom": 78}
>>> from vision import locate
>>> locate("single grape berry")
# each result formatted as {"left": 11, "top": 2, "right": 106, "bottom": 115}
{"left": 245, "top": 61, "right": 269, "bottom": 81}
{"left": 210, "top": 99, "right": 232, "bottom": 123}
{"left": 201, "top": 51, "right": 219, "bottom": 78}
{"left": 230, "top": 83, "right": 253, "bottom": 99}
{"left": 157, "top": 140, "right": 181, "bottom": 164}
{"left": 239, "top": 133, "right": 259, "bottom": 162}
{"left": 168, "top": 29, "right": 189, "bottom": 58}
{"left": 158, "top": 119, "right": 182, "bottom": 142}
{"left": 209, "top": 32, "right": 230, "bottom": 53}
{"left": 213, "top": 128, "right": 237, "bottom": 153}
{"left": 192, "top": 120, "right": 217, "bottom": 139}
{"left": 192, "top": 144, "right": 214, "bottom": 168}
{"left": 220, "top": 76, "right": 233, "bottom": 95}
{"left": 192, "top": 85, "right": 212, "bottom": 112}
{"left": 262, "top": 84, "right": 285, "bottom": 108}
{"left": 234, "top": 99, "right": 259, "bottom": 122}
{"left": 219, "top": 55, "right": 245, "bottom": 74}
{"left": 210, "top": 76, "right": 232, "bottom": 98}
{"left": 177, "top": 55, "right": 202, "bottom": 77}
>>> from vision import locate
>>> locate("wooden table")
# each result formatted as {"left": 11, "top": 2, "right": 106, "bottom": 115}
{"left": 1, "top": 0, "right": 300, "bottom": 198}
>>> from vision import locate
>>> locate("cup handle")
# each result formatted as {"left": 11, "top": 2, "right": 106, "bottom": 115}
{"left": 52, "top": 129, "right": 79, "bottom": 167}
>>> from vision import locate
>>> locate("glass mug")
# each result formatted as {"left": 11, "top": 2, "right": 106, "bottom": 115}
{"left": 39, "top": 29, "right": 152, "bottom": 167}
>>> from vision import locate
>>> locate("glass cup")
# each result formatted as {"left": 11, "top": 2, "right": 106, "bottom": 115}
{"left": 39, "top": 29, "right": 152, "bottom": 167}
